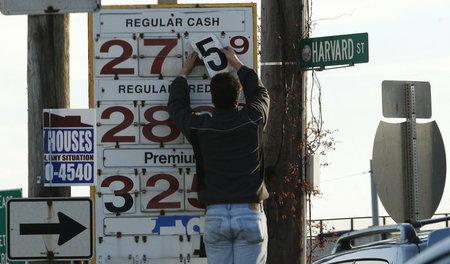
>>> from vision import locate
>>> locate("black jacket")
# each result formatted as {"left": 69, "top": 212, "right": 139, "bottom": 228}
{"left": 168, "top": 66, "right": 270, "bottom": 205}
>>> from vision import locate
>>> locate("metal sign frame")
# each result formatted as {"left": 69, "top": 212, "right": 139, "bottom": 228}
{"left": 89, "top": 4, "right": 257, "bottom": 263}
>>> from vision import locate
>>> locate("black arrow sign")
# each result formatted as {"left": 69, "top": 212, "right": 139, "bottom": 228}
{"left": 20, "top": 212, "right": 87, "bottom": 246}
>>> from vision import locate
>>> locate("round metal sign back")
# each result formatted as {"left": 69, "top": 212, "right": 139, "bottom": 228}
{"left": 372, "top": 120, "right": 446, "bottom": 223}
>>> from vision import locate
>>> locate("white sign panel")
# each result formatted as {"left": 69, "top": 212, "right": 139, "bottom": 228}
{"left": 103, "top": 148, "right": 195, "bottom": 167}
{"left": 0, "top": 0, "right": 100, "bottom": 15}
{"left": 43, "top": 109, "right": 97, "bottom": 186}
{"left": 104, "top": 215, "right": 204, "bottom": 236}
{"left": 7, "top": 198, "right": 93, "bottom": 261}
{"left": 190, "top": 33, "right": 232, "bottom": 77}
{"left": 99, "top": 10, "right": 245, "bottom": 33}
{"left": 91, "top": 4, "right": 256, "bottom": 263}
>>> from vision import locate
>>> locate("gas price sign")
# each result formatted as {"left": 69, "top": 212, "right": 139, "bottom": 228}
{"left": 43, "top": 109, "right": 96, "bottom": 186}
{"left": 90, "top": 4, "right": 256, "bottom": 264}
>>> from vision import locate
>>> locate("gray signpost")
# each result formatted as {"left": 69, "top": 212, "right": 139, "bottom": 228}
{"left": 372, "top": 80, "right": 446, "bottom": 223}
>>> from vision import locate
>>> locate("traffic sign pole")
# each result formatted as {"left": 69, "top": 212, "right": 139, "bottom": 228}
{"left": 405, "top": 83, "right": 420, "bottom": 222}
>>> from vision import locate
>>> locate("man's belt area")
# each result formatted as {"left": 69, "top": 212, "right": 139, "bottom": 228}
{"left": 249, "top": 200, "right": 264, "bottom": 210}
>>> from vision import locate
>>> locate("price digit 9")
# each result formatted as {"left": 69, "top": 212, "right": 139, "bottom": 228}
{"left": 230, "top": 36, "right": 249, "bottom": 55}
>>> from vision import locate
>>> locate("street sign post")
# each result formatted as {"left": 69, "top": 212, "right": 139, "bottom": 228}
{"left": 43, "top": 109, "right": 96, "bottom": 186}
{"left": 90, "top": 4, "right": 256, "bottom": 263}
{"left": 0, "top": 0, "right": 100, "bottom": 15}
{"left": 7, "top": 198, "right": 93, "bottom": 261}
{"left": 300, "top": 33, "right": 369, "bottom": 69}
{"left": 0, "top": 189, "right": 24, "bottom": 264}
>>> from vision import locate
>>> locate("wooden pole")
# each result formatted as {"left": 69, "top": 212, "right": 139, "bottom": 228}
{"left": 27, "top": 15, "right": 70, "bottom": 198}
{"left": 27, "top": 14, "right": 70, "bottom": 264}
{"left": 261, "top": 0, "right": 308, "bottom": 263}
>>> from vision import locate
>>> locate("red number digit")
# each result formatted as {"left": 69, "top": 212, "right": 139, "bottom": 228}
{"left": 101, "top": 175, "right": 134, "bottom": 213}
{"left": 142, "top": 106, "right": 180, "bottom": 143}
{"left": 230, "top": 36, "right": 249, "bottom": 55}
{"left": 143, "top": 38, "right": 178, "bottom": 74}
{"left": 187, "top": 173, "right": 205, "bottom": 209}
{"left": 146, "top": 174, "right": 181, "bottom": 209}
{"left": 101, "top": 106, "right": 135, "bottom": 143}
{"left": 100, "top": 40, "right": 135, "bottom": 75}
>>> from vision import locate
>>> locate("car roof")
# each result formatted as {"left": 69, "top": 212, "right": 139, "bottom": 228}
{"left": 332, "top": 224, "right": 421, "bottom": 253}
{"left": 313, "top": 218, "right": 450, "bottom": 264}
{"left": 313, "top": 242, "right": 419, "bottom": 264}
{"left": 405, "top": 236, "right": 450, "bottom": 264}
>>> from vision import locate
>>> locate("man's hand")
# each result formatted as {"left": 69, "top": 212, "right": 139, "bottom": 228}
{"left": 221, "top": 46, "right": 244, "bottom": 71}
{"left": 181, "top": 52, "right": 198, "bottom": 75}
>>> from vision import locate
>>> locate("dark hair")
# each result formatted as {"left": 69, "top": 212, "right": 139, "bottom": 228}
{"left": 210, "top": 72, "right": 242, "bottom": 108}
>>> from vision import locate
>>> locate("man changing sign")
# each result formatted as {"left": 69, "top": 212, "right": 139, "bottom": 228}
{"left": 43, "top": 109, "right": 96, "bottom": 186}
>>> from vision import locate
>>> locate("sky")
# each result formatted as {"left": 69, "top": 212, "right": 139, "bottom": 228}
{"left": 1, "top": 0, "right": 450, "bottom": 229}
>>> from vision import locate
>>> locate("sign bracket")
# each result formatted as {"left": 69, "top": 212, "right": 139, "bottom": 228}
{"left": 310, "top": 63, "right": 355, "bottom": 72}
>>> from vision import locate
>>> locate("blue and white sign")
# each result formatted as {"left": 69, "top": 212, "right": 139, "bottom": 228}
{"left": 43, "top": 109, "right": 96, "bottom": 186}
{"left": 103, "top": 215, "right": 204, "bottom": 236}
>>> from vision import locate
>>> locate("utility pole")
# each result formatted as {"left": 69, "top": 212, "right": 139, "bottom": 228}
{"left": 261, "top": 0, "right": 308, "bottom": 263}
{"left": 27, "top": 15, "right": 70, "bottom": 198}
{"left": 27, "top": 14, "right": 70, "bottom": 264}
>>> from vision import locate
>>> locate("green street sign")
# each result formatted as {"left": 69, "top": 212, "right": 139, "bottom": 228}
{"left": 0, "top": 189, "right": 24, "bottom": 264}
{"left": 300, "top": 32, "right": 369, "bottom": 69}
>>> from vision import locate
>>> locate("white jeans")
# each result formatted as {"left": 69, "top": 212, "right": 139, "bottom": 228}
{"left": 204, "top": 203, "right": 268, "bottom": 264}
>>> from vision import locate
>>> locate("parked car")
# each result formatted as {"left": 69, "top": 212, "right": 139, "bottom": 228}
{"left": 312, "top": 217, "right": 450, "bottom": 264}
{"left": 405, "top": 236, "right": 450, "bottom": 264}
